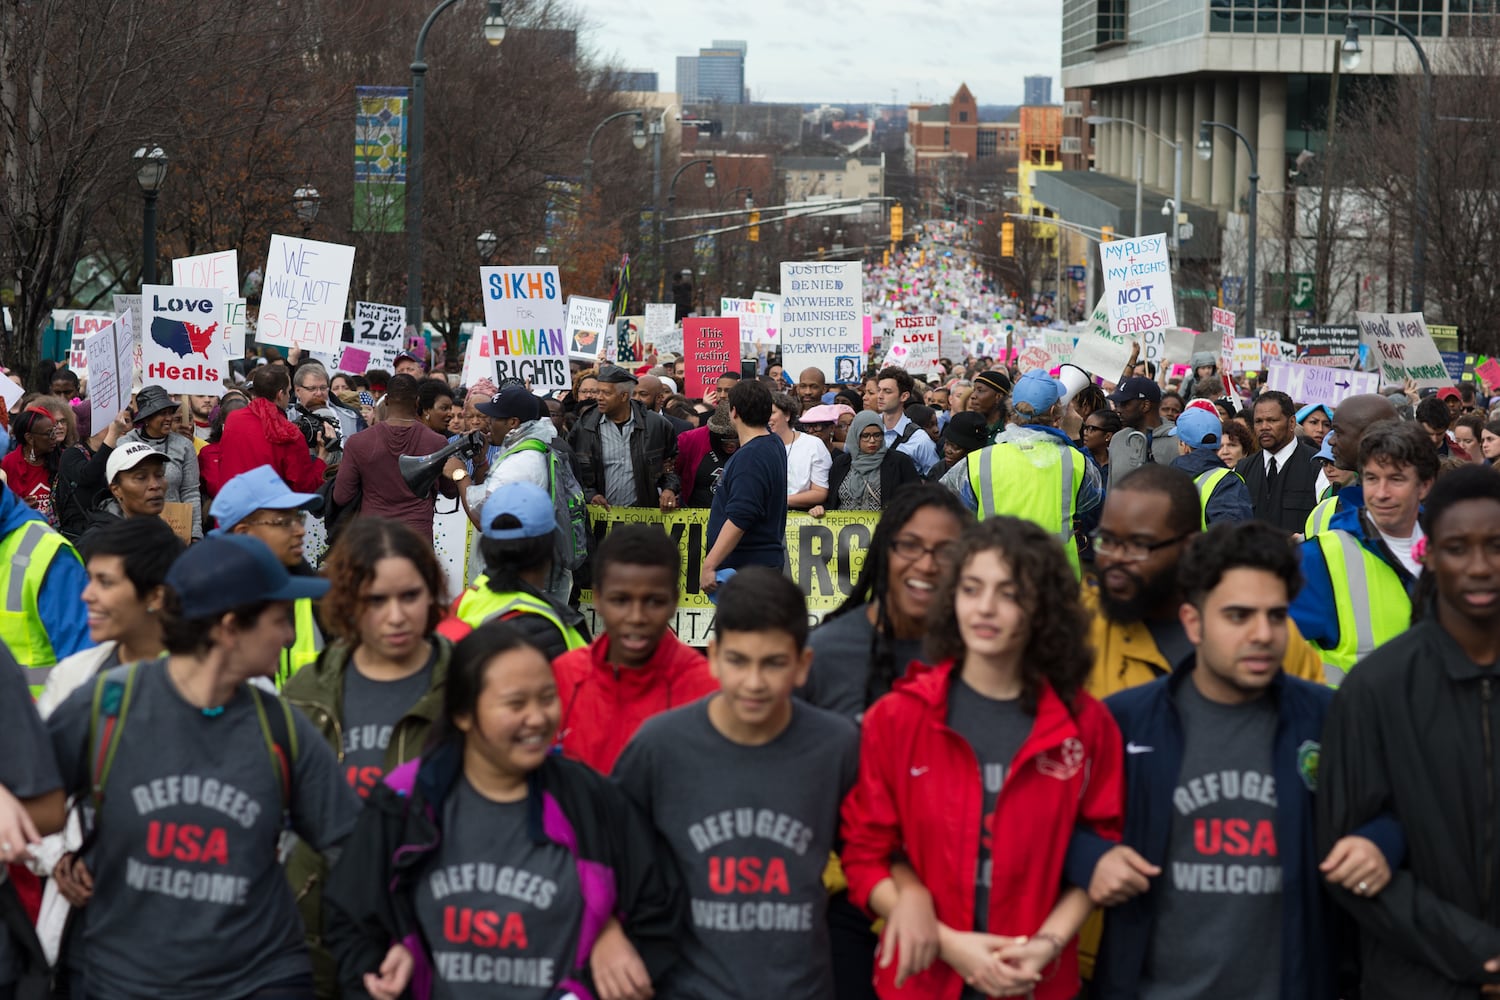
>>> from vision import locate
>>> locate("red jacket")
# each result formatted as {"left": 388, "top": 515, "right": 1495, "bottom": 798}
{"left": 840, "top": 661, "right": 1125, "bottom": 1000}
{"left": 551, "top": 631, "right": 718, "bottom": 773}
{"left": 217, "top": 398, "right": 326, "bottom": 493}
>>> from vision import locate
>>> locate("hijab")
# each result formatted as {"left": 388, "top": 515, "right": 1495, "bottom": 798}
{"left": 845, "top": 410, "right": 888, "bottom": 494}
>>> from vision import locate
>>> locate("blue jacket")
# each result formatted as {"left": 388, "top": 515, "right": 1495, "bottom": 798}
{"left": 0, "top": 488, "right": 89, "bottom": 661}
{"left": 1171, "top": 448, "right": 1254, "bottom": 524}
{"left": 1066, "top": 666, "right": 1404, "bottom": 1000}
{"left": 1288, "top": 490, "right": 1416, "bottom": 653}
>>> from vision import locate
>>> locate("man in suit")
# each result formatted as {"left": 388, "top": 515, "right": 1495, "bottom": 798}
{"left": 1236, "top": 390, "right": 1319, "bottom": 533}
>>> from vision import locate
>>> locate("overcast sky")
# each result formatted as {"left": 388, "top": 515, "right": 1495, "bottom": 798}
{"left": 574, "top": 0, "right": 1063, "bottom": 106}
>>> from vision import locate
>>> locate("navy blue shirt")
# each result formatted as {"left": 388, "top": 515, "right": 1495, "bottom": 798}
{"left": 707, "top": 432, "right": 787, "bottom": 569}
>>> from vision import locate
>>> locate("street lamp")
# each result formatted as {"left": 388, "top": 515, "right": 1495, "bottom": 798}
{"left": 406, "top": 0, "right": 504, "bottom": 327}
{"left": 582, "top": 109, "right": 647, "bottom": 200}
{"left": 666, "top": 158, "right": 717, "bottom": 211}
{"left": 1199, "top": 119, "right": 1260, "bottom": 341}
{"left": 650, "top": 103, "right": 679, "bottom": 296}
{"left": 476, "top": 230, "right": 498, "bottom": 261}
{"left": 293, "top": 187, "right": 321, "bottom": 231}
{"left": 533, "top": 246, "right": 549, "bottom": 266}
{"left": 133, "top": 145, "right": 168, "bottom": 287}
{"left": 1086, "top": 114, "right": 1182, "bottom": 248}
{"left": 1340, "top": 15, "right": 1432, "bottom": 312}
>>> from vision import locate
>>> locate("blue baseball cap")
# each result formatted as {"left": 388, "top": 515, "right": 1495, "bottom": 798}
{"left": 1167, "top": 406, "right": 1223, "bottom": 450}
{"left": 1011, "top": 370, "right": 1063, "bottom": 415}
{"left": 1313, "top": 433, "right": 1336, "bottom": 465}
{"left": 480, "top": 482, "right": 555, "bottom": 541}
{"left": 166, "top": 534, "right": 329, "bottom": 620}
{"left": 210, "top": 465, "right": 323, "bottom": 534}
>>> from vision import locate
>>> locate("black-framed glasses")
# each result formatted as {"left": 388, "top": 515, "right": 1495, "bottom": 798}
{"left": 1082, "top": 424, "right": 1109, "bottom": 434}
{"left": 1091, "top": 530, "right": 1192, "bottom": 561}
{"left": 890, "top": 537, "right": 957, "bottom": 563}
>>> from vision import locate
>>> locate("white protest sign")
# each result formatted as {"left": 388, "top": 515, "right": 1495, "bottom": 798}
{"left": 721, "top": 297, "right": 780, "bottom": 345}
{"left": 1230, "top": 338, "right": 1263, "bottom": 373}
{"left": 1354, "top": 311, "right": 1450, "bottom": 390}
{"left": 1162, "top": 327, "right": 1197, "bottom": 364}
{"left": 1141, "top": 327, "right": 1166, "bottom": 366}
{"left": 0, "top": 372, "right": 22, "bottom": 411}
{"left": 141, "top": 285, "right": 227, "bottom": 394}
{"left": 1067, "top": 295, "right": 1133, "bottom": 378}
{"left": 460, "top": 331, "right": 493, "bottom": 388}
{"left": 354, "top": 301, "right": 404, "bottom": 371}
{"left": 1100, "top": 233, "right": 1175, "bottom": 344}
{"left": 172, "top": 250, "right": 239, "bottom": 299}
{"left": 65, "top": 313, "right": 115, "bottom": 377}
{"left": 1212, "top": 307, "right": 1236, "bottom": 370}
{"left": 644, "top": 303, "right": 676, "bottom": 349}
{"left": 891, "top": 315, "right": 942, "bottom": 374}
{"left": 779, "top": 261, "right": 863, "bottom": 385}
{"left": 85, "top": 314, "right": 137, "bottom": 433}
{"left": 479, "top": 266, "right": 567, "bottom": 392}
{"left": 564, "top": 296, "right": 611, "bottom": 358}
{"left": 222, "top": 298, "right": 247, "bottom": 362}
{"left": 258, "top": 235, "right": 356, "bottom": 353}
{"left": 1266, "top": 360, "right": 1380, "bottom": 407}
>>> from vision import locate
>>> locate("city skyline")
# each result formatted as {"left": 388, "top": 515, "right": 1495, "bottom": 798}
{"left": 577, "top": 0, "right": 1062, "bottom": 106}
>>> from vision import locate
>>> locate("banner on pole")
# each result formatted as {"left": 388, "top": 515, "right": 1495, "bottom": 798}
{"left": 353, "top": 86, "right": 408, "bottom": 233}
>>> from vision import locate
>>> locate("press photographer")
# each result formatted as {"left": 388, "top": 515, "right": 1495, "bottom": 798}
{"left": 217, "top": 365, "right": 329, "bottom": 492}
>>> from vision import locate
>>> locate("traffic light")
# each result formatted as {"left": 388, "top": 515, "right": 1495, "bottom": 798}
{"left": 1001, "top": 222, "right": 1015, "bottom": 257}
{"left": 1101, "top": 225, "right": 1114, "bottom": 242}
{"left": 890, "top": 204, "right": 903, "bottom": 243}
{"left": 748, "top": 210, "right": 760, "bottom": 242}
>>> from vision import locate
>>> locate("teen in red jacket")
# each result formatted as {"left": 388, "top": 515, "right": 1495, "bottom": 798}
{"left": 841, "top": 516, "right": 1125, "bottom": 1000}
{"left": 552, "top": 523, "right": 717, "bottom": 772}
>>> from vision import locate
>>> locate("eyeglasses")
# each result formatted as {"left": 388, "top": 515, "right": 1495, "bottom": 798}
{"left": 858, "top": 429, "right": 885, "bottom": 440}
{"left": 1091, "top": 531, "right": 1191, "bottom": 561}
{"left": 241, "top": 514, "right": 304, "bottom": 530}
{"left": 1082, "top": 424, "right": 1109, "bottom": 434}
{"left": 890, "top": 537, "right": 956, "bottom": 563}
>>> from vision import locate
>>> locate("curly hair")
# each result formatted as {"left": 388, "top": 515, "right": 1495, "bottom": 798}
{"left": 924, "top": 517, "right": 1093, "bottom": 715}
{"left": 319, "top": 517, "right": 447, "bottom": 645}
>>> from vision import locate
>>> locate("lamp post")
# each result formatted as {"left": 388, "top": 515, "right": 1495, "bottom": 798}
{"left": 1086, "top": 115, "right": 1182, "bottom": 248}
{"left": 582, "top": 108, "right": 647, "bottom": 200}
{"left": 293, "top": 186, "right": 321, "bottom": 234}
{"left": 133, "top": 145, "right": 168, "bottom": 287}
{"left": 666, "top": 158, "right": 717, "bottom": 211}
{"left": 407, "top": 0, "right": 506, "bottom": 326}
{"left": 476, "top": 230, "right": 498, "bottom": 261}
{"left": 1341, "top": 16, "right": 1432, "bottom": 312}
{"left": 1199, "top": 120, "right": 1259, "bottom": 340}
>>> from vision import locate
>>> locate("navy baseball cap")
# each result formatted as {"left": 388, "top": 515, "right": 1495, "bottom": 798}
{"left": 475, "top": 384, "right": 539, "bottom": 422}
{"left": 1107, "top": 375, "right": 1163, "bottom": 405}
{"left": 165, "top": 535, "right": 329, "bottom": 620}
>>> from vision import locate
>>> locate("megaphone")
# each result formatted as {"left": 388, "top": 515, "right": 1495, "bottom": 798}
{"left": 400, "top": 431, "right": 487, "bottom": 498}
{"left": 1056, "top": 364, "right": 1093, "bottom": 407}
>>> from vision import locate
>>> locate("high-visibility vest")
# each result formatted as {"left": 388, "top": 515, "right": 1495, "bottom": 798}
{"left": 1192, "top": 467, "right": 1242, "bottom": 530}
{"left": 1304, "top": 495, "right": 1341, "bottom": 538}
{"left": 1314, "top": 529, "right": 1411, "bottom": 680}
{"left": 454, "top": 576, "right": 588, "bottom": 651}
{"left": 275, "top": 597, "right": 322, "bottom": 690}
{"left": 0, "top": 520, "right": 80, "bottom": 697}
{"left": 967, "top": 439, "right": 1083, "bottom": 575}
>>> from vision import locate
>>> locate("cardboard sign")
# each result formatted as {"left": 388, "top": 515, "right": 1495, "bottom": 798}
{"left": 891, "top": 315, "right": 942, "bottom": 374}
{"left": 1100, "top": 233, "right": 1176, "bottom": 342}
{"left": 1230, "top": 338, "right": 1263, "bottom": 373}
{"left": 353, "top": 301, "right": 404, "bottom": 372}
{"left": 172, "top": 250, "right": 239, "bottom": 299}
{"left": 1266, "top": 360, "right": 1380, "bottom": 407}
{"left": 480, "top": 265, "right": 567, "bottom": 392}
{"left": 780, "top": 261, "right": 864, "bottom": 385}
{"left": 85, "top": 314, "right": 138, "bottom": 435}
{"left": 258, "top": 236, "right": 356, "bottom": 352}
{"left": 564, "top": 296, "right": 611, "bottom": 357}
{"left": 1355, "top": 312, "right": 1450, "bottom": 390}
{"left": 1068, "top": 295, "right": 1133, "bottom": 378}
{"left": 1296, "top": 324, "right": 1360, "bottom": 368}
{"left": 160, "top": 502, "right": 194, "bottom": 544}
{"left": 141, "top": 285, "right": 227, "bottom": 394}
{"left": 335, "top": 346, "right": 371, "bottom": 374}
{"left": 683, "top": 318, "right": 739, "bottom": 396}
{"left": 644, "top": 303, "right": 676, "bottom": 348}
{"left": 1212, "top": 307, "right": 1236, "bottom": 370}
{"left": 721, "top": 297, "right": 779, "bottom": 345}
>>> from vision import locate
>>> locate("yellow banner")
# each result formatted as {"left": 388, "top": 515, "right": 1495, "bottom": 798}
{"left": 581, "top": 505, "right": 881, "bottom": 645}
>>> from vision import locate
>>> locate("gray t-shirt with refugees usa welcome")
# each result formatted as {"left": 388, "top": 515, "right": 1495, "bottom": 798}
{"left": 46, "top": 660, "right": 359, "bottom": 1000}
{"left": 613, "top": 698, "right": 859, "bottom": 1000}
{"left": 1, "top": 650, "right": 62, "bottom": 989}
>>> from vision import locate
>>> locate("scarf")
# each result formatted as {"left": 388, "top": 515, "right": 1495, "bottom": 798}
{"left": 845, "top": 411, "right": 887, "bottom": 496}
{"left": 246, "top": 397, "right": 303, "bottom": 445}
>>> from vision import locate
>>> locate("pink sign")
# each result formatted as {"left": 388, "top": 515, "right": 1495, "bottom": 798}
{"left": 684, "top": 318, "right": 739, "bottom": 397}
{"left": 335, "top": 345, "right": 372, "bottom": 374}
{"left": 862, "top": 315, "right": 873, "bottom": 351}
{"left": 1477, "top": 357, "right": 1500, "bottom": 393}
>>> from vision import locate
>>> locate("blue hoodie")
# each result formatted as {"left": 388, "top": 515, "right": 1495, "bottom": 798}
{"left": 1171, "top": 448, "right": 1254, "bottom": 524}
{"left": 0, "top": 487, "right": 90, "bottom": 663}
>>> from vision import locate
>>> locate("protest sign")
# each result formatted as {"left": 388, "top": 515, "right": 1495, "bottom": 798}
{"left": 84, "top": 314, "right": 136, "bottom": 434}
{"left": 335, "top": 346, "right": 371, "bottom": 374}
{"left": 1265, "top": 360, "right": 1380, "bottom": 407}
{"left": 141, "top": 285, "right": 227, "bottom": 394}
{"left": 1100, "top": 233, "right": 1175, "bottom": 341}
{"left": 354, "top": 301, "right": 404, "bottom": 371}
{"left": 1162, "top": 327, "right": 1197, "bottom": 365}
{"left": 172, "top": 250, "right": 239, "bottom": 299}
{"left": 258, "top": 236, "right": 355, "bottom": 353}
{"left": 459, "top": 330, "right": 493, "bottom": 387}
{"left": 1476, "top": 357, "right": 1500, "bottom": 393}
{"left": 644, "top": 303, "right": 676, "bottom": 346}
{"left": 564, "top": 296, "right": 611, "bottom": 357}
{"left": 480, "top": 265, "right": 567, "bottom": 392}
{"left": 1141, "top": 327, "right": 1166, "bottom": 366}
{"left": 160, "top": 502, "right": 194, "bottom": 544}
{"left": 1068, "top": 295, "right": 1133, "bottom": 378}
{"left": 720, "top": 297, "right": 779, "bottom": 345}
{"left": 780, "top": 261, "right": 864, "bottom": 385}
{"left": 891, "top": 315, "right": 942, "bottom": 374}
{"left": 1295, "top": 324, "right": 1360, "bottom": 368}
{"left": 683, "top": 318, "right": 739, "bottom": 396}
{"left": 1230, "top": 338, "right": 1263, "bottom": 373}
{"left": 0, "top": 373, "right": 21, "bottom": 412}
{"left": 1212, "top": 307, "right": 1236, "bottom": 370}
{"left": 1355, "top": 312, "right": 1450, "bottom": 390}
{"left": 64, "top": 313, "right": 115, "bottom": 377}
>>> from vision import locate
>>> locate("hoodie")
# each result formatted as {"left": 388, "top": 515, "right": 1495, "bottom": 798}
{"left": 0, "top": 488, "right": 89, "bottom": 668}
{"left": 1171, "top": 447, "right": 1254, "bottom": 524}
{"left": 551, "top": 630, "right": 718, "bottom": 773}
{"left": 1180, "top": 351, "right": 1220, "bottom": 401}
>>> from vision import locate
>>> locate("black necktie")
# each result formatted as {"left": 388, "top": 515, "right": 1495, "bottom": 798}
{"left": 1265, "top": 456, "right": 1279, "bottom": 496}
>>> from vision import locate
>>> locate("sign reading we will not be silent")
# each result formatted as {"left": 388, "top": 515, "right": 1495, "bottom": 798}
{"left": 683, "top": 318, "right": 740, "bottom": 397}
{"left": 258, "top": 236, "right": 356, "bottom": 353}
{"left": 480, "top": 265, "right": 567, "bottom": 393}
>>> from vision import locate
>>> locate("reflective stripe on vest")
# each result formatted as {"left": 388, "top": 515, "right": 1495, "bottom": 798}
{"left": 1193, "top": 468, "right": 1236, "bottom": 530}
{"left": 0, "top": 520, "right": 74, "bottom": 695}
{"left": 456, "top": 578, "right": 588, "bottom": 651}
{"left": 967, "top": 440, "right": 1083, "bottom": 574}
{"left": 275, "top": 597, "right": 321, "bottom": 690}
{"left": 1304, "top": 495, "right": 1340, "bottom": 539}
{"left": 1314, "top": 529, "right": 1411, "bottom": 679}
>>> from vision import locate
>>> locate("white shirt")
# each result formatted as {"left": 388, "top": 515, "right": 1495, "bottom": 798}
{"left": 1375, "top": 522, "right": 1425, "bottom": 578}
{"left": 1264, "top": 435, "right": 1299, "bottom": 476}
{"left": 785, "top": 432, "right": 832, "bottom": 494}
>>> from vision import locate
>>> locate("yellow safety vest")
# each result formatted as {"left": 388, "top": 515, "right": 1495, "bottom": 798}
{"left": 0, "top": 520, "right": 79, "bottom": 697}
{"left": 1314, "top": 530, "right": 1411, "bottom": 680}
{"left": 275, "top": 597, "right": 321, "bottom": 690}
{"left": 967, "top": 438, "right": 1083, "bottom": 575}
{"left": 1192, "top": 468, "right": 1239, "bottom": 530}
{"left": 455, "top": 576, "right": 588, "bottom": 651}
{"left": 1304, "top": 495, "right": 1341, "bottom": 539}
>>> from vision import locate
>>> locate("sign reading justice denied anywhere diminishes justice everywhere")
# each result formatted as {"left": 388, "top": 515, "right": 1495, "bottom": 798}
{"left": 779, "top": 261, "right": 863, "bottom": 385}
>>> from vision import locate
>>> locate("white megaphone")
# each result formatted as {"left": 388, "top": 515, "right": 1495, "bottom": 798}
{"left": 1057, "top": 364, "right": 1092, "bottom": 406}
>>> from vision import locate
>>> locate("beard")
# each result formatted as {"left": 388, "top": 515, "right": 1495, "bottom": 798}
{"left": 1097, "top": 564, "right": 1180, "bottom": 624}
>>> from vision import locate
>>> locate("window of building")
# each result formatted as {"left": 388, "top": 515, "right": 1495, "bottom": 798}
{"left": 1096, "top": 0, "right": 1128, "bottom": 46}
{"left": 959, "top": 110, "right": 969, "bottom": 122}
{"left": 978, "top": 130, "right": 997, "bottom": 157}
{"left": 944, "top": 128, "right": 951, "bottom": 146}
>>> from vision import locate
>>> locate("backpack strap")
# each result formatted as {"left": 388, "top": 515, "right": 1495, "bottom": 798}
{"left": 896, "top": 422, "right": 920, "bottom": 446}
{"left": 88, "top": 662, "right": 142, "bottom": 811}
{"left": 248, "top": 685, "right": 298, "bottom": 817}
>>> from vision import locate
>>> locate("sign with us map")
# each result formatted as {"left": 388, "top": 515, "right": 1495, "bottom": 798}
{"left": 141, "top": 284, "right": 227, "bottom": 394}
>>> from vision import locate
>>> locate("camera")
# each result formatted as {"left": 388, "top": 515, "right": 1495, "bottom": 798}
{"left": 292, "top": 409, "right": 340, "bottom": 450}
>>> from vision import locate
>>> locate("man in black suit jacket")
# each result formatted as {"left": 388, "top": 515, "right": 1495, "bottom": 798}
{"left": 1236, "top": 390, "right": 1319, "bottom": 533}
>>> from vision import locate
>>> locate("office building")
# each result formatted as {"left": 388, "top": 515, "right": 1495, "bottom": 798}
{"left": 675, "top": 56, "right": 699, "bottom": 104}
{"left": 697, "top": 42, "right": 747, "bottom": 104}
{"left": 618, "top": 70, "right": 658, "bottom": 92}
{"left": 1024, "top": 75, "right": 1053, "bottom": 106}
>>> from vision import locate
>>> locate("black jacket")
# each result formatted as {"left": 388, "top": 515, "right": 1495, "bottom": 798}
{"left": 570, "top": 400, "right": 680, "bottom": 507}
{"left": 323, "top": 742, "right": 685, "bottom": 1000}
{"left": 826, "top": 448, "right": 921, "bottom": 509}
{"left": 1237, "top": 439, "right": 1320, "bottom": 534}
{"left": 55, "top": 441, "right": 114, "bottom": 543}
{"left": 1317, "top": 616, "right": 1500, "bottom": 999}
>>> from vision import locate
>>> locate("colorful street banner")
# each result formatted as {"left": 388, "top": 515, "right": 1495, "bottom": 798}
{"left": 480, "top": 265, "right": 567, "bottom": 392}
{"left": 141, "top": 285, "right": 227, "bottom": 394}
{"left": 354, "top": 85, "right": 408, "bottom": 233}
{"left": 1354, "top": 311, "right": 1450, "bottom": 390}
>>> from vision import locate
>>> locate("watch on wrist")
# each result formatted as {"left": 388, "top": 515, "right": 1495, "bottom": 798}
{"left": 450, "top": 468, "right": 468, "bottom": 483}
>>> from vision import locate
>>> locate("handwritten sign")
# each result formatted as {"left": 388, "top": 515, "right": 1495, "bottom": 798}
{"left": 353, "top": 301, "right": 404, "bottom": 372}
{"left": 564, "top": 296, "right": 611, "bottom": 357}
{"left": 1230, "top": 338, "right": 1263, "bottom": 373}
{"left": 460, "top": 330, "right": 493, "bottom": 388}
{"left": 1476, "top": 357, "right": 1500, "bottom": 393}
{"left": 1355, "top": 311, "right": 1450, "bottom": 390}
{"left": 85, "top": 314, "right": 137, "bottom": 434}
{"left": 160, "top": 502, "right": 194, "bottom": 544}
{"left": 1295, "top": 324, "right": 1360, "bottom": 368}
{"left": 66, "top": 313, "right": 115, "bottom": 377}
{"left": 721, "top": 297, "right": 779, "bottom": 345}
{"left": 172, "top": 250, "right": 239, "bottom": 299}
{"left": 141, "top": 285, "right": 227, "bottom": 394}
{"left": 1068, "top": 295, "right": 1133, "bottom": 378}
{"left": 480, "top": 265, "right": 567, "bottom": 392}
{"left": 684, "top": 318, "right": 739, "bottom": 396}
{"left": 644, "top": 303, "right": 676, "bottom": 348}
{"left": 779, "top": 261, "right": 864, "bottom": 385}
{"left": 1100, "top": 233, "right": 1176, "bottom": 342}
{"left": 891, "top": 315, "right": 942, "bottom": 374}
{"left": 1266, "top": 360, "right": 1380, "bottom": 407}
{"left": 1212, "top": 307, "right": 1236, "bottom": 370}
{"left": 258, "top": 236, "right": 355, "bottom": 353}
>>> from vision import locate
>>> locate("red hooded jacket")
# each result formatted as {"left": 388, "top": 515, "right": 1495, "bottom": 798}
{"left": 216, "top": 398, "right": 326, "bottom": 493}
{"left": 840, "top": 661, "right": 1125, "bottom": 1000}
{"left": 551, "top": 631, "right": 718, "bottom": 773}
